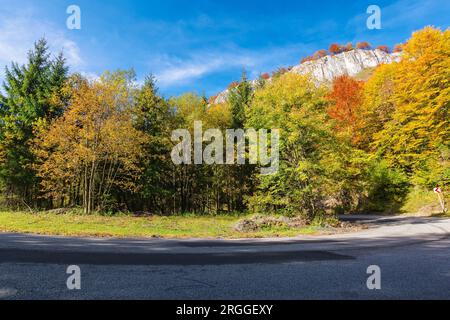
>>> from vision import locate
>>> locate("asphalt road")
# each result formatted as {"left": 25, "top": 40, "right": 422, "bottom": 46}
{"left": 0, "top": 215, "right": 449, "bottom": 300}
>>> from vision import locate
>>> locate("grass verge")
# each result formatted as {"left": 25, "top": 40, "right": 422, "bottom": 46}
{"left": 400, "top": 188, "right": 446, "bottom": 215}
{"left": 0, "top": 211, "right": 321, "bottom": 239}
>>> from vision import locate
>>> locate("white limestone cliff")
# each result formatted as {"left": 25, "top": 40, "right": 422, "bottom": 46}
{"left": 212, "top": 49, "right": 401, "bottom": 104}
{"left": 290, "top": 49, "right": 401, "bottom": 83}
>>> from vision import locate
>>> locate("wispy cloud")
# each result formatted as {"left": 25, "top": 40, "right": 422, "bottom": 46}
{"left": 154, "top": 52, "right": 254, "bottom": 87}
{"left": 152, "top": 43, "right": 313, "bottom": 87}
{"left": 0, "top": 8, "right": 83, "bottom": 74}
{"left": 156, "top": 57, "right": 224, "bottom": 86}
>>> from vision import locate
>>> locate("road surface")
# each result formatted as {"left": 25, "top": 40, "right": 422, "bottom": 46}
{"left": 0, "top": 215, "right": 449, "bottom": 300}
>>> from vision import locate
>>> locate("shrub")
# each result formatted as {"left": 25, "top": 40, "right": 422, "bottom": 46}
{"left": 357, "top": 41, "right": 372, "bottom": 50}
{"left": 377, "top": 45, "right": 390, "bottom": 53}
{"left": 208, "top": 95, "right": 218, "bottom": 104}
{"left": 313, "top": 49, "right": 328, "bottom": 59}
{"left": 363, "top": 161, "right": 410, "bottom": 212}
{"left": 393, "top": 44, "right": 403, "bottom": 52}
{"left": 329, "top": 43, "right": 342, "bottom": 55}
{"left": 411, "top": 146, "right": 450, "bottom": 190}
{"left": 271, "top": 67, "right": 288, "bottom": 78}
{"left": 344, "top": 43, "right": 354, "bottom": 52}
{"left": 228, "top": 81, "right": 239, "bottom": 90}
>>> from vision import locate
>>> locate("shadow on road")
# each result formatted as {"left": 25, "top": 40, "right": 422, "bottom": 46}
{"left": 0, "top": 248, "right": 354, "bottom": 266}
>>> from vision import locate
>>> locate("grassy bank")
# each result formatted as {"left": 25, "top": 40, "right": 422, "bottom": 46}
{"left": 400, "top": 188, "right": 446, "bottom": 215}
{"left": 0, "top": 211, "right": 321, "bottom": 239}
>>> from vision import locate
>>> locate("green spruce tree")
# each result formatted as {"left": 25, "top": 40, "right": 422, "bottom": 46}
{"left": 0, "top": 38, "right": 68, "bottom": 206}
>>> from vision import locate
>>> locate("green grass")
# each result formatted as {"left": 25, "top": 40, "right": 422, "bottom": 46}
{"left": 400, "top": 188, "right": 445, "bottom": 215}
{"left": 354, "top": 67, "right": 376, "bottom": 81}
{"left": 0, "top": 211, "right": 319, "bottom": 239}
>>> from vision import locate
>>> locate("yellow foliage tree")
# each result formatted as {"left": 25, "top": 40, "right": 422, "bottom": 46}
{"left": 33, "top": 72, "right": 148, "bottom": 213}
{"left": 358, "top": 63, "right": 398, "bottom": 150}
{"left": 372, "top": 26, "right": 450, "bottom": 174}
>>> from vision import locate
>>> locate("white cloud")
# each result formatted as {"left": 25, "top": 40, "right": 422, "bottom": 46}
{"left": 0, "top": 9, "right": 83, "bottom": 75}
{"left": 79, "top": 71, "right": 100, "bottom": 82}
{"left": 155, "top": 54, "right": 246, "bottom": 87}
{"left": 157, "top": 60, "right": 220, "bottom": 85}
{"left": 59, "top": 39, "right": 83, "bottom": 67}
{"left": 153, "top": 43, "right": 313, "bottom": 87}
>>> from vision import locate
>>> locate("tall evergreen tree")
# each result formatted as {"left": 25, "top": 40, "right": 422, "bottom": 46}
{"left": 132, "top": 75, "right": 178, "bottom": 212}
{"left": 227, "top": 71, "right": 255, "bottom": 211}
{"left": 0, "top": 39, "right": 68, "bottom": 205}
{"left": 228, "top": 71, "right": 253, "bottom": 129}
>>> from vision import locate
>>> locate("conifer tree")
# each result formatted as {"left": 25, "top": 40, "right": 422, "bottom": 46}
{"left": 0, "top": 39, "right": 68, "bottom": 205}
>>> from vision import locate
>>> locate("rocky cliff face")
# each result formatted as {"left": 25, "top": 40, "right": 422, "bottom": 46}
{"left": 213, "top": 49, "right": 401, "bottom": 104}
{"left": 290, "top": 49, "right": 401, "bottom": 83}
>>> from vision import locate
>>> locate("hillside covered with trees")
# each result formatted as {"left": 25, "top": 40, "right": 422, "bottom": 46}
{"left": 0, "top": 26, "right": 448, "bottom": 220}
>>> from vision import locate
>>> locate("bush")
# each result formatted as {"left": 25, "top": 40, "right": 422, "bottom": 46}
{"left": 313, "top": 49, "right": 328, "bottom": 59}
{"left": 271, "top": 67, "right": 288, "bottom": 78}
{"left": 208, "top": 95, "right": 218, "bottom": 104}
{"left": 357, "top": 42, "right": 372, "bottom": 50}
{"left": 376, "top": 45, "right": 390, "bottom": 53}
{"left": 411, "top": 146, "right": 449, "bottom": 190}
{"left": 228, "top": 81, "right": 239, "bottom": 89}
{"left": 393, "top": 44, "right": 403, "bottom": 52}
{"left": 329, "top": 43, "right": 342, "bottom": 55}
{"left": 363, "top": 161, "right": 410, "bottom": 212}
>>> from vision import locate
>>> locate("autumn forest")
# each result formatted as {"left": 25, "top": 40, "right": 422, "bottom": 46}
{"left": 0, "top": 26, "right": 448, "bottom": 220}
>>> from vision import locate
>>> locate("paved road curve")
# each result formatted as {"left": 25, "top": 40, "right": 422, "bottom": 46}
{"left": 0, "top": 216, "right": 449, "bottom": 299}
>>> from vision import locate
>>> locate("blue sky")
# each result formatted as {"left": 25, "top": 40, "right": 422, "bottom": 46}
{"left": 0, "top": 0, "right": 448, "bottom": 97}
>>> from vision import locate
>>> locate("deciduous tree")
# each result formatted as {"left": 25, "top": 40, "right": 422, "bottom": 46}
{"left": 357, "top": 41, "right": 372, "bottom": 50}
{"left": 33, "top": 71, "right": 147, "bottom": 213}
{"left": 372, "top": 27, "right": 450, "bottom": 174}
{"left": 326, "top": 75, "right": 364, "bottom": 143}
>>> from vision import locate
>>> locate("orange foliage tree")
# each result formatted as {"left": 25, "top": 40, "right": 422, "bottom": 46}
{"left": 344, "top": 42, "right": 354, "bottom": 52}
{"left": 228, "top": 81, "right": 239, "bottom": 90}
{"left": 376, "top": 45, "right": 390, "bottom": 53}
{"left": 357, "top": 42, "right": 372, "bottom": 50}
{"left": 393, "top": 44, "right": 403, "bottom": 52}
{"left": 313, "top": 49, "right": 328, "bottom": 59}
{"left": 301, "top": 56, "right": 313, "bottom": 63}
{"left": 326, "top": 75, "right": 365, "bottom": 143}
{"left": 208, "top": 95, "right": 218, "bottom": 104}
{"left": 329, "top": 43, "right": 342, "bottom": 55}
